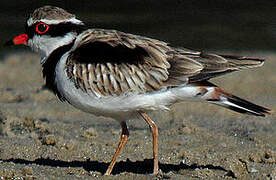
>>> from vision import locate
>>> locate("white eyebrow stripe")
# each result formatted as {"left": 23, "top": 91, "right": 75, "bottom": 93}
{"left": 27, "top": 17, "right": 83, "bottom": 26}
{"left": 27, "top": 18, "right": 34, "bottom": 26}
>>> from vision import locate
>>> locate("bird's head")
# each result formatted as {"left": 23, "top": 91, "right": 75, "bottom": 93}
{"left": 6, "top": 6, "right": 86, "bottom": 64}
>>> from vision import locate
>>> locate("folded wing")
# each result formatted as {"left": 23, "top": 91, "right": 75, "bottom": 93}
{"left": 65, "top": 29, "right": 265, "bottom": 97}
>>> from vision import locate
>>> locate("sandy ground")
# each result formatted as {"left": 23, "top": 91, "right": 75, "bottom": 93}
{"left": 0, "top": 51, "right": 275, "bottom": 179}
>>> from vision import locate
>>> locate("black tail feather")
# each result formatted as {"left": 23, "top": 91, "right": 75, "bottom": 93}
{"left": 225, "top": 95, "right": 271, "bottom": 116}
{"left": 208, "top": 92, "right": 271, "bottom": 117}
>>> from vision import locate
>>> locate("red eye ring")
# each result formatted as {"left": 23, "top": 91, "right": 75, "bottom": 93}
{"left": 35, "top": 22, "right": 50, "bottom": 34}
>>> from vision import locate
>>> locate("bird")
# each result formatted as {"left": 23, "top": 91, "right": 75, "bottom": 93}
{"left": 6, "top": 6, "right": 271, "bottom": 175}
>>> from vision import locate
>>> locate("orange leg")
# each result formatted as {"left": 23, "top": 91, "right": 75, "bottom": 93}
{"left": 105, "top": 121, "right": 129, "bottom": 175}
{"left": 139, "top": 111, "right": 159, "bottom": 175}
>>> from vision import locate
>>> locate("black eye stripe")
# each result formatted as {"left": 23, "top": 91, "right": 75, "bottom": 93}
{"left": 25, "top": 22, "right": 86, "bottom": 38}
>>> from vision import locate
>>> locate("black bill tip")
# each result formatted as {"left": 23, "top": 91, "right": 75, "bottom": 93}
{"left": 4, "top": 40, "right": 14, "bottom": 47}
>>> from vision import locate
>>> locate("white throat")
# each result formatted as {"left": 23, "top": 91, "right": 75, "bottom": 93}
{"left": 28, "top": 32, "right": 76, "bottom": 64}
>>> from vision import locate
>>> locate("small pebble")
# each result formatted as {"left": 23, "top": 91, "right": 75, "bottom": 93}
{"left": 22, "top": 167, "right": 33, "bottom": 175}
{"left": 250, "top": 168, "right": 258, "bottom": 173}
{"left": 81, "top": 127, "right": 98, "bottom": 138}
{"left": 42, "top": 134, "right": 57, "bottom": 145}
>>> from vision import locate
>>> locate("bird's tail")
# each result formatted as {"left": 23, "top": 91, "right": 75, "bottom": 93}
{"left": 205, "top": 86, "right": 271, "bottom": 117}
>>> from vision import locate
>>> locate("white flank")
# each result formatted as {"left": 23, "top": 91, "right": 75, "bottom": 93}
{"left": 55, "top": 53, "right": 209, "bottom": 121}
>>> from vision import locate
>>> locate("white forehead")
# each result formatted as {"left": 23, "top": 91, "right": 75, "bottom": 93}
{"left": 27, "top": 17, "right": 84, "bottom": 26}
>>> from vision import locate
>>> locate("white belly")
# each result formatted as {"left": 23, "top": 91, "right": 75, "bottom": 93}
{"left": 55, "top": 53, "right": 206, "bottom": 120}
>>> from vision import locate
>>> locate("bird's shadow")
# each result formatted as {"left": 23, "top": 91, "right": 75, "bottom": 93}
{"left": 1, "top": 158, "right": 235, "bottom": 177}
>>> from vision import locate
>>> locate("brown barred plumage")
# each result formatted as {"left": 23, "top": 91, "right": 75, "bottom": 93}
{"left": 65, "top": 29, "right": 264, "bottom": 97}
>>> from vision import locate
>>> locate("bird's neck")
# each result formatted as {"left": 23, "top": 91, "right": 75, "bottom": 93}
{"left": 41, "top": 41, "right": 75, "bottom": 101}
{"left": 38, "top": 32, "right": 77, "bottom": 64}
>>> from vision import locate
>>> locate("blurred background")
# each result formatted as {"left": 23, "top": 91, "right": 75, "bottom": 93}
{"left": 0, "top": 0, "right": 276, "bottom": 57}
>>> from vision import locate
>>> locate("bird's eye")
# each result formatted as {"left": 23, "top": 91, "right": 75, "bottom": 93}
{"left": 35, "top": 22, "right": 49, "bottom": 34}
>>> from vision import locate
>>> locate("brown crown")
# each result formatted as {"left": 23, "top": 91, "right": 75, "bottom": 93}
{"left": 30, "top": 6, "right": 75, "bottom": 21}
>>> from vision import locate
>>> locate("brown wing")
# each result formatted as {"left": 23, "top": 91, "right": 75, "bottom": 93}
{"left": 65, "top": 29, "right": 202, "bottom": 97}
{"left": 171, "top": 48, "right": 265, "bottom": 83}
{"left": 65, "top": 29, "right": 265, "bottom": 97}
